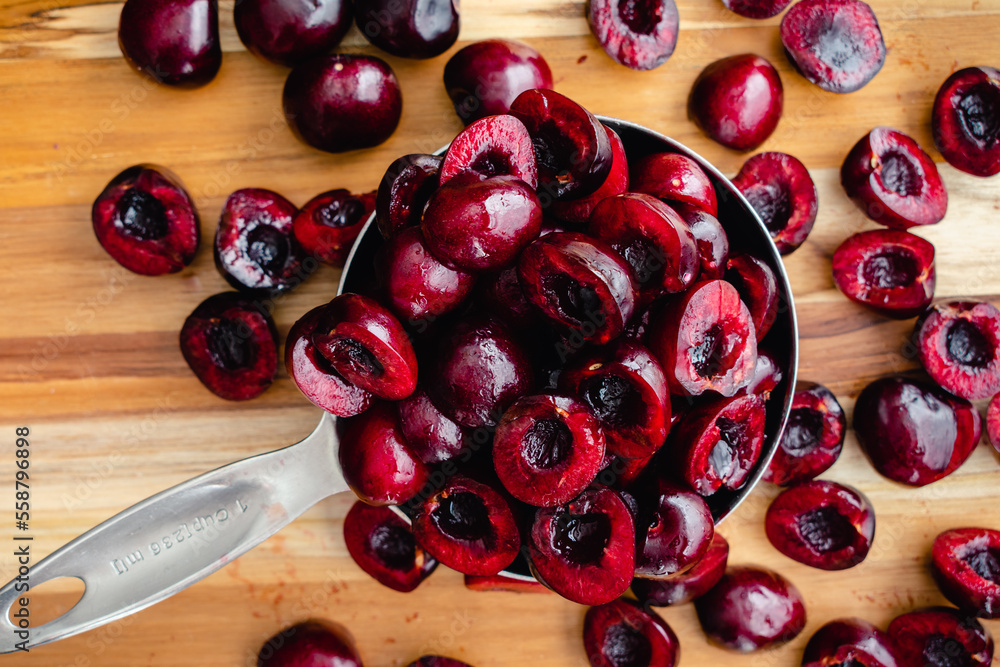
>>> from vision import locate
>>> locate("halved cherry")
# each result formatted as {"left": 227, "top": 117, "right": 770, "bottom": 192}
{"left": 292, "top": 189, "right": 375, "bottom": 266}
{"left": 932, "top": 527, "right": 1000, "bottom": 619}
{"left": 583, "top": 599, "right": 680, "bottom": 667}
{"left": 493, "top": 394, "right": 606, "bottom": 507}
{"left": 670, "top": 393, "right": 767, "bottom": 496}
{"left": 508, "top": 89, "right": 613, "bottom": 202}
{"left": 286, "top": 304, "right": 373, "bottom": 417}
{"left": 91, "top": 164, "right": 200, "bottom": 276}
{"left": 413, "top": 475, "right": 521, "bottom": 576}
{"left": 518, "top": 231, "right": 637, "bottom": 345}
{"left": 589, "top": 192, "right": 699, "bottom": 298}
{"left": 914, "top": 300, "right": 1000, "bottom": 401}
{"left": 888, "top": 607, "right": 994, "bottom": 667}
{"left": 560, "top": 338, "right": 670, "bottom": 460}
{"left": 376, "top": 154, "right": 442, "bottom": 240}
{"left": 841, "top": 126, "right": 948, "bottom": 229}
{"left": 343, "top": 501, "right": 438, "bottom": 592}
{"left": 765, "top": 480, "right": 875, "bottom": 570}
{"left": 310, "top": 293, "right": 417, "bottom": 401}
{"left": 528, "top": 485, "right": 636, "bottom": 605}
{"left": 439, "top": 115, "right": 538, "bottom": 189}
{"left": 180, "top": 292, "right": 278, "bottom": 401}
{"left": 832, "top": 229, "right": 936, "bottom": 319}
{"left": 764, "top": 381, "right": 846, "bottom": 486}
{"left": 649, "top": 279, "right": 757, "bottom": 397}
{"left": 550, "top": 125, "right": 629, "bottom": 224}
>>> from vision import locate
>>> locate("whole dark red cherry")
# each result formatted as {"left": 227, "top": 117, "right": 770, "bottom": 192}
{"left": 765, "top": 480, "right": 875, "bottom": 570}
{"left": 257, "top": 619, "right": 362, "bottom": 667}
{"left": 234, "top": 0, "right": 351, "bottom": 67}
{"left": 695, "top": 565, "right": 806, "bottom": 652}
{"left": 732, "top": 151, "right": 818, "bottom": 255}
{"left": 406, "top": 657, "right": 472, "bottom": 667}
{"left": 412, "top": 475, "right": 521, "bottom": 576}
{"left": 631, "top": 533, "right": 729, "bottom": 607}
{"left": 508, "top": 89, "right": 613, "bottom": 202}
{"left": 493, "top": 394, "right": 606, "bottom": 507}
{"left": 583, "top": 599, "right": 680, "bottom": 667}
{"left": 888, "top": 607, "right": 994, "bottom": 667}
{"left": 723, "top": 0, "right": 791, "bottom": 18}
{"left": 443, "top": 39, "right": 553, "bottom": 124}
{"left": 832, "top": 229, "right": 936, "bottom": 319}
{"left": 764, "top": 381, "right": 846, "bottom": 486}
{"left": 551, "top": 126, "right": 630, "bottom": 225}
{"left": 397, "top": 387, "right": 466, "bottom": 464}
{"left": 688, "top": 54, "right": 784, "bottom": 152}
{"left": 932, "top": 527, "right": 1000, "bottom": 619}
{"left": 92, "top": 164, "right": 199, "bottom": 276}
{"left": 914, "top": 300, "right": 1000, "bottom": 401}
{"left": 801, "top": 618, "right": 902, "bottom": 667}
{"left": 422, "top": 175, "right": 543, "bottom": 273}
{"left": 841, "top": 127, "right": 948, "bottom": 229}
{"left": 343, "top": 501, "right": 437, "bottom": 592}
{"left": 631, "top": 152, "right": 718, "bottom": 216}
{"left": 214, "top": 188, "right": 313, "bottom": 296}
{"left": 932, "top": 66, "right": 1000, "bottom": 177}
{"left": 587, "top": 0, "right": 679, "bottom": 71}
{"left": 118, "top": 0, "right": 221, "bottom": 88}
{"left": 375, "top": 154, "right": 442, "bottom": 240}
{"left": 649, "top": 279, "right": 757, "bottom": 397}
{"left": 725, "top": 252, "right": 779, "bottom": 341}
{"left": 180, "top": 292, "right": 278, "bottom": 401}
{"left": 633, "top": 478, "right": 714, "bottom": 579}
{"left": 286, "top": 304, "right": 373, "bottom": 417}
{"left": 309, "top": 293, "right": 417, "bottom": 401}
{"left": 853, "top": 375, "right": 982, "bottom": 487}
{"left": 560, "top": 339, "right": 670, "bottom": 460}
{"left": 588, "top": 193, "right": 699, "bottom": 298}
{"left": 670, "top": 393, "right": 766, "bottom": 496}
{"left": 376, "top": 227, "right": 475, "bottom": 326}
{"left": 780, "top": 0, "right": 886, "bottom": 94}
{"left": 528, "top": 485, "right": 635, "bottom": 605}
{"left": 354, "top": 0, "right": 459, "bottom": 59}
{"left": 338, "top": 401, "right": 427, "bottom": 506}
{"left": 293, "top": 189, "right": 375, "bottom": 267}
{"left": 283, "top": 54, "right": 402, "bottom": 153}
{"left": 424, "top": 315, "right": 533, "bottom": 429}
{"left": 518, "top": 232, "right": 637, "bottom": 345}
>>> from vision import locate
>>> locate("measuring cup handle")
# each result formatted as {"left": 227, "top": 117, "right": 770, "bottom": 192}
{"left": 0, "top": 412, "right": 345, "bottom": 653}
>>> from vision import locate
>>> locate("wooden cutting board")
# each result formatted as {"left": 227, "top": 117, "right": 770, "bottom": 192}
{"left": 2, "top": 0, "right": 1000, "bottom": 664}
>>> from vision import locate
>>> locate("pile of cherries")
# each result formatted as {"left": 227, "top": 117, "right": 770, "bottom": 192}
{"left": 288, "top": 87, "right": 791, "bottom": 613}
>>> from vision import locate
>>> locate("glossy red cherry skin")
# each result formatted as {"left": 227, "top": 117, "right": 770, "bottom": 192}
{"left": 354, "top": 0, "right": 459, "bottom": 59}
{"left": 801, "top": 618, "right": 902, "bottom": 667}
{"left": 118, "top": 0, "right": 221, "bottom": 88}
{"left": 283, "top": 54, "right": 402, "bottom": 153}
{"left": 688, "top": 54, "right": 784, "bottom": 152}
{"left": 631, "top": 533, "right": 729, "bottom": 607}
{"left": 443, "top": 39, "right": 553, "bottom": 124}
{"left": 257, "top": 619, "right": 362, "bottom": 667}
{"left": 235, "top": 0, "right": 352, "bottom": 67}
{"left": 695, "top": 565, "right": 806, "bottom": 652}
{"left": 337, "top": 401, "right": 428, "bottom": 506}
